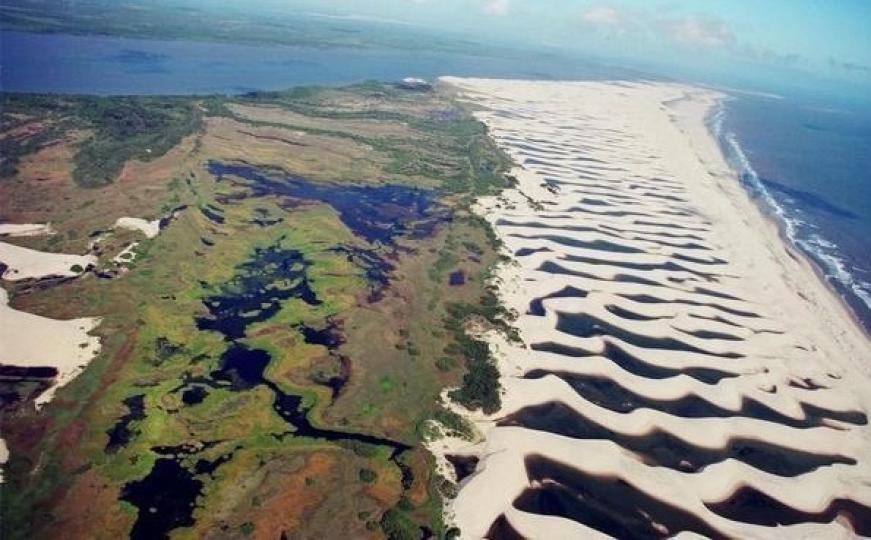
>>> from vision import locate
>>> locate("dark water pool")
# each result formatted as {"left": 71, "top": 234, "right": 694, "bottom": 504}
{"left": 207, "top": 161, "right": 448, "bottom": 246}
{"left": 514, "top": 454, "right": 725, "bottom": 539}
{"left": 497, "top": 401, "right": 855, "bottom": 477}
{"left": 121, "top": 241, "right": 409, "bottom": 538}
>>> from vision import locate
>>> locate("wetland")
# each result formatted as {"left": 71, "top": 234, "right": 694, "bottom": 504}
{"left": 0, "top": 80, "right": 512, "bottom": 539}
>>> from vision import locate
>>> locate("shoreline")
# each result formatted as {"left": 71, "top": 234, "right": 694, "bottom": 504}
{"left": 706, "top": 101, "right": 871, "bottom": 340}
{"left": 436, "top": 77, "right": 871, "bottom": 538}
{"left": 673, "top": 89, "right": 871, "bottom": 372}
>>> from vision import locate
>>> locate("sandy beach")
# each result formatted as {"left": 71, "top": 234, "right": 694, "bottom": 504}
{"left": 438, "top": 78, "right": 871, "bottom": 538}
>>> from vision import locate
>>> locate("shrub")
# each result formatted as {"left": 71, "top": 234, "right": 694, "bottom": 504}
{"left": 380, "top": 509, "right": 418, "bottom": 540}
{"left": 358, "top": 468, "right": 377, "bottom": 483}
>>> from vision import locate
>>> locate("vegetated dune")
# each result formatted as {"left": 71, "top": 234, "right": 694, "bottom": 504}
{"left": 437, "top": 77, "right": 871, "bottom": 539}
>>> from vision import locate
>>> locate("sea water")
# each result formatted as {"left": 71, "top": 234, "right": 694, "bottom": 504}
{"left": 714, "top": 93, "right": 871, "bottom": 332}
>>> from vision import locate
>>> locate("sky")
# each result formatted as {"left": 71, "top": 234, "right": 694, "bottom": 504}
{"left": 275, "top": 0, "right": 871, "bottom": 99}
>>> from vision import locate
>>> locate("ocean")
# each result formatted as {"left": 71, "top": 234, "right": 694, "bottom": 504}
{"left": 714, "top": 93, "right": 871, "bottom": 332}
{"left": 2, "top": 30, "right": 869, "bottom": 332}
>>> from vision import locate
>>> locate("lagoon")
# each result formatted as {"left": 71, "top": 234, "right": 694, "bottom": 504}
{"left": 0, "top": 30, "right": 629, "bottom": 95}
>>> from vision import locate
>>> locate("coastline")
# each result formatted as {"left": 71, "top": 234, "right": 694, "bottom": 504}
{"left": 708, "top": 99, "right": 871, "bottom": 340}
{"left": 435, "top": 77, "right": 871, "bottom": 538}
{"left": 673, "top": 90, "right": 871, "bottom": 372}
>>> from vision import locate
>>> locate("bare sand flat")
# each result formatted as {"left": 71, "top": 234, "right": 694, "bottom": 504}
{"left": 0, "top": 240, "right": 96, "bottom": 281}
{"left": 114, "top": 216, "right": 161, "bottom": 238}
{"left": 438, "top": 78, "right": 871, "bottom": 539}
{"left": 0, "top": 223, "right": 55, "bottom": 237}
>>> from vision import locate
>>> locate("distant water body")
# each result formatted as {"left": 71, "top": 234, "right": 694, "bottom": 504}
{"left": 0, "top": 30, "right": 631, "bottom": 94}
{"left": 714, "top": 95, "right": 871, "bottom": 332}
{"left": 2, "top": 30, "right": 870, "bottom": 331}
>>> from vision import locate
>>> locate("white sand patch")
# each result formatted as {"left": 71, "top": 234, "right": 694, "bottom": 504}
{"left": 0, "top": 287, "right": 101, "bottom": 407}
{"left": 114, "top": 216, "right": 161, "bottom": 239}
{"left": 0, "top": 223, "right": 55, "bottom": 237}
{"left": 0, "top": 437, "right": 7, "bottom": 483}
{"left": 0, "top": 241, "right": 96, "bottom": 281}
{"left": 436, "top": 77, "right": 871, "bottom": 539}
{"left": 112, "top": 242, "right": 139, "bottom": 264}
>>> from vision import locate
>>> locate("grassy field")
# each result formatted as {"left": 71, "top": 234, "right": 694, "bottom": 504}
{"left": 0, "top": 0, "right": 508, "bottom": 56}
{"left": 1, "top": 94, "right": 202, "bottom": 187}
{"left": 0, "top": 81, "right": 514, "bottom": 539}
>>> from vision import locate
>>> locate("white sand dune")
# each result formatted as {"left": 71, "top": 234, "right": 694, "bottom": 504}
{"left": 0, "top": 223, "right": 55, "bottom": 237}
{"left": 0, "top": 226, "right": 106, "bottom": 481}
{"left": 0, "top": 288, "right": 101, "bottom": 407}
{"left": 0, "top": 437, "right": 7, "bottom": 484}
{"left": 114, "top": 216, "right": 161, "bottom": 239}
{"left": 112, "top": 242, "right": 140, "bottom": 264}
{"left": 0, "top": 240, "right": 96, "bottom": 281}
{"left": 438, "top": 78, "right": 871, "bottom": 539}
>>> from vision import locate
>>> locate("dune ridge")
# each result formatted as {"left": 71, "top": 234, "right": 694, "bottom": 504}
{"left": 437, "top": 78, "right": 871, "bottom": 539}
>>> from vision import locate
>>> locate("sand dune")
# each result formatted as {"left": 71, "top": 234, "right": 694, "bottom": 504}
{"left": 0, "top": 223, "right": 55, "bottom": 237}
{"left": 114, "top": 216, "right": 161, "bottom": 238}
{"left": 0, "top": 240, "right": 96, "bottom": 281}
{"left": 0, "top": 288, "right": 101, "bottom": 407}
{"left": 438, "top": 78, "right": 871, "bottom": 539}
{"left": 0, "top": 438, "right": 7, "bottom": 484}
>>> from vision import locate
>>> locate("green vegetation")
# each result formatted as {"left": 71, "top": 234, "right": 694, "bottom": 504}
{"left": 380, "top": 507, "right": 420, "bottom": 540}
{"left": 430, "top": 407, "right": 474, "bottom": 440}
{"left": 0, "top": 0, "right": 510, "bottom": 56}
{"left": 72, "top": 98, "right": 201, "bottom": 187}
{"left": 226, "top": 80, "right": 515, "bottom": 195}
{"left": 0, "top": 81, "right": 516, "bottom": 540}
{"left": 358, "top": 467, "right": 377, "bottom": 483}
{"left": 1, "top": 93, "right": 201, "bottom": 187}
{"left": 440, "top": 285, "right": 517, "bottom": 415}
{"left": 0, "top": 118, "right": 64, "bottom": 177}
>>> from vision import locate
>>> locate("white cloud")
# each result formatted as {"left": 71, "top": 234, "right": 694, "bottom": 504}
{"left": 579, "top": 6, "right": 623, "bottom": 28}
{"left": 578, "top": 4, "right": 737, "bottom": 50}
{"left": 482, "top": 0, "right": 510, "bottom": 16}
{"left": 577, "top": 4, "right": 642, "bottom": 38}
{"left": 666, "top": 16, "right": 736, "bottom": 49}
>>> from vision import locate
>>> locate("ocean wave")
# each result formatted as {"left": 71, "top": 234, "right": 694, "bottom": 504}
{"left": 801, "top": 234, "right": 871, "bottom": 307}
{"left": 716, "top": 102, "right": 871, "bottom": 316}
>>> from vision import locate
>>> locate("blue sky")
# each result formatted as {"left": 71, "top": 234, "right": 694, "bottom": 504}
{"left": 279, "top": 0, "right": 871, "bottom": 96}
